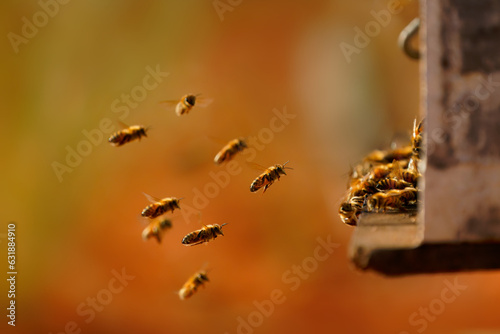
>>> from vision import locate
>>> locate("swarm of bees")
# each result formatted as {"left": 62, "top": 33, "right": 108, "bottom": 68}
{"left": 107, "top": 94, "right": 293, "bottom": 300}
{"left": 339, "top": 119, "right": 424, "bottom": 226}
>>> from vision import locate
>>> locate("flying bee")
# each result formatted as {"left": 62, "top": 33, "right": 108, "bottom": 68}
{"left": 142, "top": 218, "right": 172, "bottom": 243}
{"left": 141, "top": 193, "right": 182, "bottom": 219}
{"left": 159, "top": 94, "right": 213, "bottom": 116}
{"left": 181, "top": 223, "right": 227, "bottom": 246}
{"left": 214, "top": 138, "right": 248, "bottom": 164}
{"left": 108, "top": 125, "right": 149, "bottom": 147}
{"left": 250, "top": 161, "right": 292, "bottom": 193}
{"left": 178, "top": 270, "right": 210, "bottom": 300}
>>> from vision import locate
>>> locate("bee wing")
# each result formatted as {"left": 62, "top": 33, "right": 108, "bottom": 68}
{"left": 246, "top": 162, "right": 268, "bottom": 172}
{"left": 206, "top": 135, "right": 229, "bottom": 145}
{"left": 158, "top": 100, "right": 179, "bottom": 111}
{"left": 143, "top": 192, "right": 161, "bottom": 203}
{"left": 195, "top": 97, "right": 213, "bottom": 108}
{"left": 117, "top": 120, "right": 130, "bottom": 129}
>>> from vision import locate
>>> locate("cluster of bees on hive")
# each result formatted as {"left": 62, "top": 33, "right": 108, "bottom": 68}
{"left": 339, "top": 119, "right": 424, "bottom": 226}
{"left": 108, "top": 94, "right": 292, "bottom": 299}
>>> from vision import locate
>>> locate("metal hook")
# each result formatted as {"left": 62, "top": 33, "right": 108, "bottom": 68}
{"left": 398, "top": 17, "right": 420, "bottom": 60}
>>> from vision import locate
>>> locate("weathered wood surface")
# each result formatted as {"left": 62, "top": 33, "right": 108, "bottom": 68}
{"left": 350, "top": 0, "right": 500, "bottom": 275}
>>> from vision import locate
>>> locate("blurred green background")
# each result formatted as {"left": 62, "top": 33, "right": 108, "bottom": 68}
{"left": 1, "top": 0, "right": 500, "bottom": 333}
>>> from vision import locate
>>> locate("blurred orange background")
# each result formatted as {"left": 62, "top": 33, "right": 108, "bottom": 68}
{"left": 1, "top": 1, "right": 500, "bottom": 333}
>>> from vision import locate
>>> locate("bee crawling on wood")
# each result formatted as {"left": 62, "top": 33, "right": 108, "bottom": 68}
{"left": 412, "top": 118, "right": 424, "bottom": 159}
{"left": 250, "top": 161, "right": 293, "bottom": 193}
{"left": 338, "top": 196, "right": 364, "bottom": 226}
{"left": 108, "top": 125, "right": 149, "bottom": 147}
{"left": 366, "top": 187, "right": 418, "bottom": 212}
{"left": 214, "top": 137, "right": 248, "bottom": 165}
{"left": 178, "top": 269, "right": 210, "bottom": 300}
{"left": 141, "top": 193, "right": 182, "bottom": 219}
{"left": 376, "top": 177, "right": 413, "bottom": 191}
{"left": 181, "top": 223, "right": 227, "bottom": 246}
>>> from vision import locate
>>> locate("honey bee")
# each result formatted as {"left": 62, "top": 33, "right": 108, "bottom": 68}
{"left": 338, "top": 196, "right": 364, "bottom": 226}
{"left": 108, "top": 125, "right": 148, "bottom": 147}
{"left": 178, "top": 270, "right": 210, "bottom": 300}
{"left": 364, "top": 146, "right": 413, "bottom": 164}
{"left": 376, "top": 177, "right": 413, "bottom": 191}
{"left": 159, "top": 94, "right": 213, "bottom": 116}
{"left": 142, "top": 218, "right": 172, "bottom": 243}
{"left": 181, "top": 223, "right": 227, "bottom": 246}
{"left": 214, "top": 138, "right": 248, "bottom": 164}
{"left": 348, "top": 177, "right": 378, "bottom": 197}
{"left": 400, "top": 157, "right": 420, "bottom": 184}
{"left": 366, "top": 187, "right": 418, "bottom": 212}
{"left": 339, "top": 209, "right": 361, "bottom": 226}
{"left": 250, "top": 161, "right": 292, "bottom": 193}
{"left": 412, "top": 118, "right": 424, "bottom": 159}
{"left": 141, "top": 193, "right": 182, "bottom": 219}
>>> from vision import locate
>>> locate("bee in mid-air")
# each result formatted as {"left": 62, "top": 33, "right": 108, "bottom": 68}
{"left": 108, "top": 125, "right": 149, "bottom": 147}
{"left": 250, "top": 161, "right": 293, "bottom": 193}
{"left": 181, "top": 223, "right": 227, "bottom": 246}
{"left": 178, "top": 270, "right": 210, "bottom": 300}
{"left": 141, "top": 193, "right": 182, "bottom": 219}
{"left": 142, "top": 218, "right": 172, "bottom": 243}
{"left": 214, "top": 138, "right": 248, "bottom": 164}
{"left": 159, "top": 94, "right": 213, "bottom": 116}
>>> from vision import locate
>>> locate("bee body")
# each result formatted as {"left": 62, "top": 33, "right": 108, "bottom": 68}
{"left": 108, "top": 125, "right": 148, "bottom": 147}
{"left": 178, "top": 271, "right": 209, "bottom": 300}
{"left": 250, "top": 161, "right": 292, "bottom": 193}
{"left": 181, "top": 224, "right": 227, "bottom": 246}
{"left": 141, "top": 197, "right": 181, "bottom": 219}
{"left": 412, "top": 118, "right": 424, "bottom": 159}
{"left": 376, "top": 177, "right": 413, "bottom": 191}
{"left": 142, "top": 218, "right": 172, "bottom": 243}
{"left": 366, "top": 187, "right": 418, "bottom": 212}
{"left": 214, "top": 138, "right": 247, "bottom": 164}
{"left": 175, "top": 94, "right": 197, "bottom": 116}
